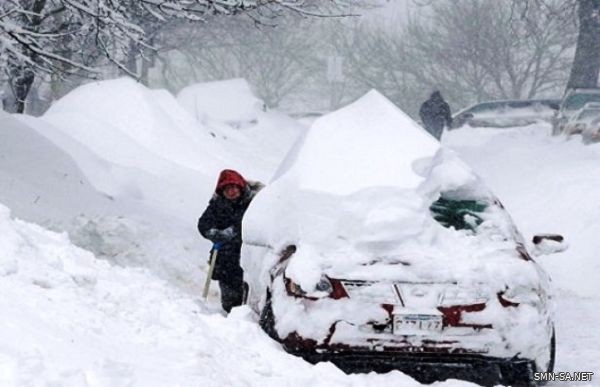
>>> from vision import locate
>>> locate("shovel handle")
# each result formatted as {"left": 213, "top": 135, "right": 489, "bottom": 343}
{"left": 202, "top": 247, "right": 220, "bottom": 299}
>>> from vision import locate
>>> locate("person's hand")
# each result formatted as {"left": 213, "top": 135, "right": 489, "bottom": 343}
{"left": 220, "top": 226, "right": 236, "bottom": 240}
{"left": 206, "top": 227, "right": 236, "bottom": 242}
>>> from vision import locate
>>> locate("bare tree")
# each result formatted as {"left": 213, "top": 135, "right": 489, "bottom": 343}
{"left": 328, "top": 0, "right": 575, "bottom": 117}
{"left": 403, "top": 1, "right": 575, "bottom": 104}
{"left": 154, "top": 14, "right": 324, "bottom": 108}
{"left": 562, "top": 0, "right": 600, "bottom": 89}
{"left": 329, "top": 20, "right": 422, "bottom": 113}
{"left": 0, "top": 0, "right": 361, "bottom": 113}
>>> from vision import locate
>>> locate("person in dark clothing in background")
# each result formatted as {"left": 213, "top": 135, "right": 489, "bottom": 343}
{"left": 419, "top": 91, "right": 453, "bottom": 140}
{"left": 197, "top": 169, "right": 262, "bottom": 313}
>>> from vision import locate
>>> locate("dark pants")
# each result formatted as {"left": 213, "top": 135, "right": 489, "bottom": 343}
{"left": 218, "top": 277, "right": 245, "bottom": 313}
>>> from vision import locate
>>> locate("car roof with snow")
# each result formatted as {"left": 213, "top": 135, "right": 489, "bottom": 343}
{"left": 453, "top": 99, "right": 559, "bottom": 118}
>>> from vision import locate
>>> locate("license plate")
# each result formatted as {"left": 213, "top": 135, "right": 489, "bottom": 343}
{"left": 393, "top": 314, "right": 443, "bottom": 335}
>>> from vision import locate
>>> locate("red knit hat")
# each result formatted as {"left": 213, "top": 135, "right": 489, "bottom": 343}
{"left": 216, "top": 169, "right": 247, "bottom": 193}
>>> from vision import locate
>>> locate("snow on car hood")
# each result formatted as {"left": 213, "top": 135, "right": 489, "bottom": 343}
{"left": 242, "top": 91, "right": 541, "bottom": 293}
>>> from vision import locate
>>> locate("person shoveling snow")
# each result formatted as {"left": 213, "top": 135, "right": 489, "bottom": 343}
{"left": 197, "top": 169, "right": 263, "bottom": 313}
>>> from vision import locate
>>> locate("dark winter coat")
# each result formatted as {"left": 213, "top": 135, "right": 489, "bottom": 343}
{"left": 197, "top": 170, "right": 262, "bottom": 281}
{"left": 419, "top": 91, "right": 452, "bottom": 140}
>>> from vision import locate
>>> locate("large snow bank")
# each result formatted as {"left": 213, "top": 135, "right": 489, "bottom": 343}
{"left": 178, "top": 78, "right": 264, "bottom": 124}
{"left": 41, "top": 77, "right": 229, "bottom": 174}
{"left": 0, "top": 114, "right": 115, "bottom": 224}
{"left": 0, "top": 113, "right": 205, "bottom": 288}
{"left": 23, "top": 78, "right": 303, "bottom": 214}
{"left": 176, "top": 78, "right": 305, "bottom": 182}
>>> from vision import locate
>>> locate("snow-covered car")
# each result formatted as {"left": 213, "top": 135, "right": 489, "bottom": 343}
{"left": 563, "top": 102, "right": 600, "bottom": 138}
{"left": 241, "top": 91, "right": 565, "bottom": 386}
{"left": 552, "top": 88, "right": 600, "bottom": 135}
{"left": 451, "top": 99, "right": 559, "bottom": 129}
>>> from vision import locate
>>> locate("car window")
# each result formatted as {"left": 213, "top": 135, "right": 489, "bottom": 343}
{"left": 467, "top": 102, "right": 504, "bottom": 114}
{"left": 430, "top": 196, "right": 488, "bottom": 231}
{"left": 507, "top": 101, "right": 532, "bottom": 109}
{"left": 563, "top": 94, "right": 600, "bottom": 110}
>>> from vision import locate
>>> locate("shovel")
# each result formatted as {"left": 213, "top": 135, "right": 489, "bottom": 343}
{"left": 202, "top": 243, "right": 222, "bottom": 299}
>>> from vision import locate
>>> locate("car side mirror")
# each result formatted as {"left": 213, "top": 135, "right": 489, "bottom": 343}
{"left": 531, "top": 234, "right": 568, "bottom": 256}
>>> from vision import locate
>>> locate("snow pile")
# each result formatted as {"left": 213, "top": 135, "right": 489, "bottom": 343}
{"left": 177, "top": 78, "right": 305, "bottom": 182}
{"left": 0, "top": 113, "right": 205, "bottom": 288}
{"left": 178, "top": 78, "right": 264, "bottom": 125}
{"left": 0, "top": 202, "right": 470, "bottom": 387}
{"left": 272, "top": 90, "right": 440, "bottom": 194}
{"left": 15, "top": 78, "right": 302, "bottom": 217}
{"left": 0, "top": 114, "right": 116, "bottom": 225}
{"left": 39, "top": 78, "right": 231, "bottom": 174}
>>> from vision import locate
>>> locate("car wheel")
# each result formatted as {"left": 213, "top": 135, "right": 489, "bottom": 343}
{"left": 259, "top": 291, "right": 280, "bottom": 341}
{"left": 242, "top": 281, "right": 249, "bottom": 304}
{"left": 503, "top": 328, "right": 555, "bottom": 387}
{"left": 546, "top": 328, "right": 556, "bottom": 373}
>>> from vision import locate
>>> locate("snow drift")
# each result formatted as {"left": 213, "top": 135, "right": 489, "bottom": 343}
{"left": 178, "top": 78, "right": 264, "bottom": 125}
{"left": 41, "top": 77, "right": 229, "bottom": 173}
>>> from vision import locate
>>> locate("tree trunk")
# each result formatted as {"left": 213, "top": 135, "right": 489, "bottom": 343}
{"left": 8, "top": 65, "right": 35, "bottom": 114}
{"left": 567, "top": 0, "right": 600, "bottom": 89}
{"left": 125, "top": 40, "right": 138, "bottom": 76}
{"left": 6, "top": 0, "right": 46, "bottom": 113}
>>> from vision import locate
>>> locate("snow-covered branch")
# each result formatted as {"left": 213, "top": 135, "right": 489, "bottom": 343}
{"left": 1, "top": 0, "right": 358, "bottom": 113}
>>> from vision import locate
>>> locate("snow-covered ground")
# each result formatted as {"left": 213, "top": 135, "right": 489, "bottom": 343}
{"left": 0, "top": 80, "right": 598, "bottom": 386}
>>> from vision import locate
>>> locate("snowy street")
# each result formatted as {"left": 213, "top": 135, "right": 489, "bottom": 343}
{"left": 1, "top": 80, "right": 599, "bottom": 387}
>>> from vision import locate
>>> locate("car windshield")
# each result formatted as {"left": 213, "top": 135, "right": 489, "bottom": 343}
{"left": 467, "top": 102, "right": 505, "bottom": 114}
{"left": 564, "top": 93, "right": 600, "bottom": 110}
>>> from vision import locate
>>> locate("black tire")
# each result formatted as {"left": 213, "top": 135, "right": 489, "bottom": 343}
{"left": 502, "top": 327, "right": 555, "bottom": 387}
{"left": 546, "top": 327, "right": 556, "bottom": 373}
{"left": 242, "top": 281, "right": 249, "bottom": 304}
{"left": 530, "top": 327, "right": 556, "bottom": 386}
{"left": 259, "top": 292, "right": 280, "bottom": 341}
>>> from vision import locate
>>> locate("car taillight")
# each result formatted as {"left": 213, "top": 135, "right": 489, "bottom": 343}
{"left": 284, "top": 275, "right": 336, "bottom": 299}
{"left": 498, "top": 287, "right": 542, "bottom": 308}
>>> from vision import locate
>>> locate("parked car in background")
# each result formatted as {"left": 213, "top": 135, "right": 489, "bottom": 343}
{"left": 563, "top": 102, "right": 600, "bottom": 136}
{"left": 552, "top": 88, "right": 600, "bottom": 135}
{"left": 451, "top": 99, "right": 559, "bottom": 129}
